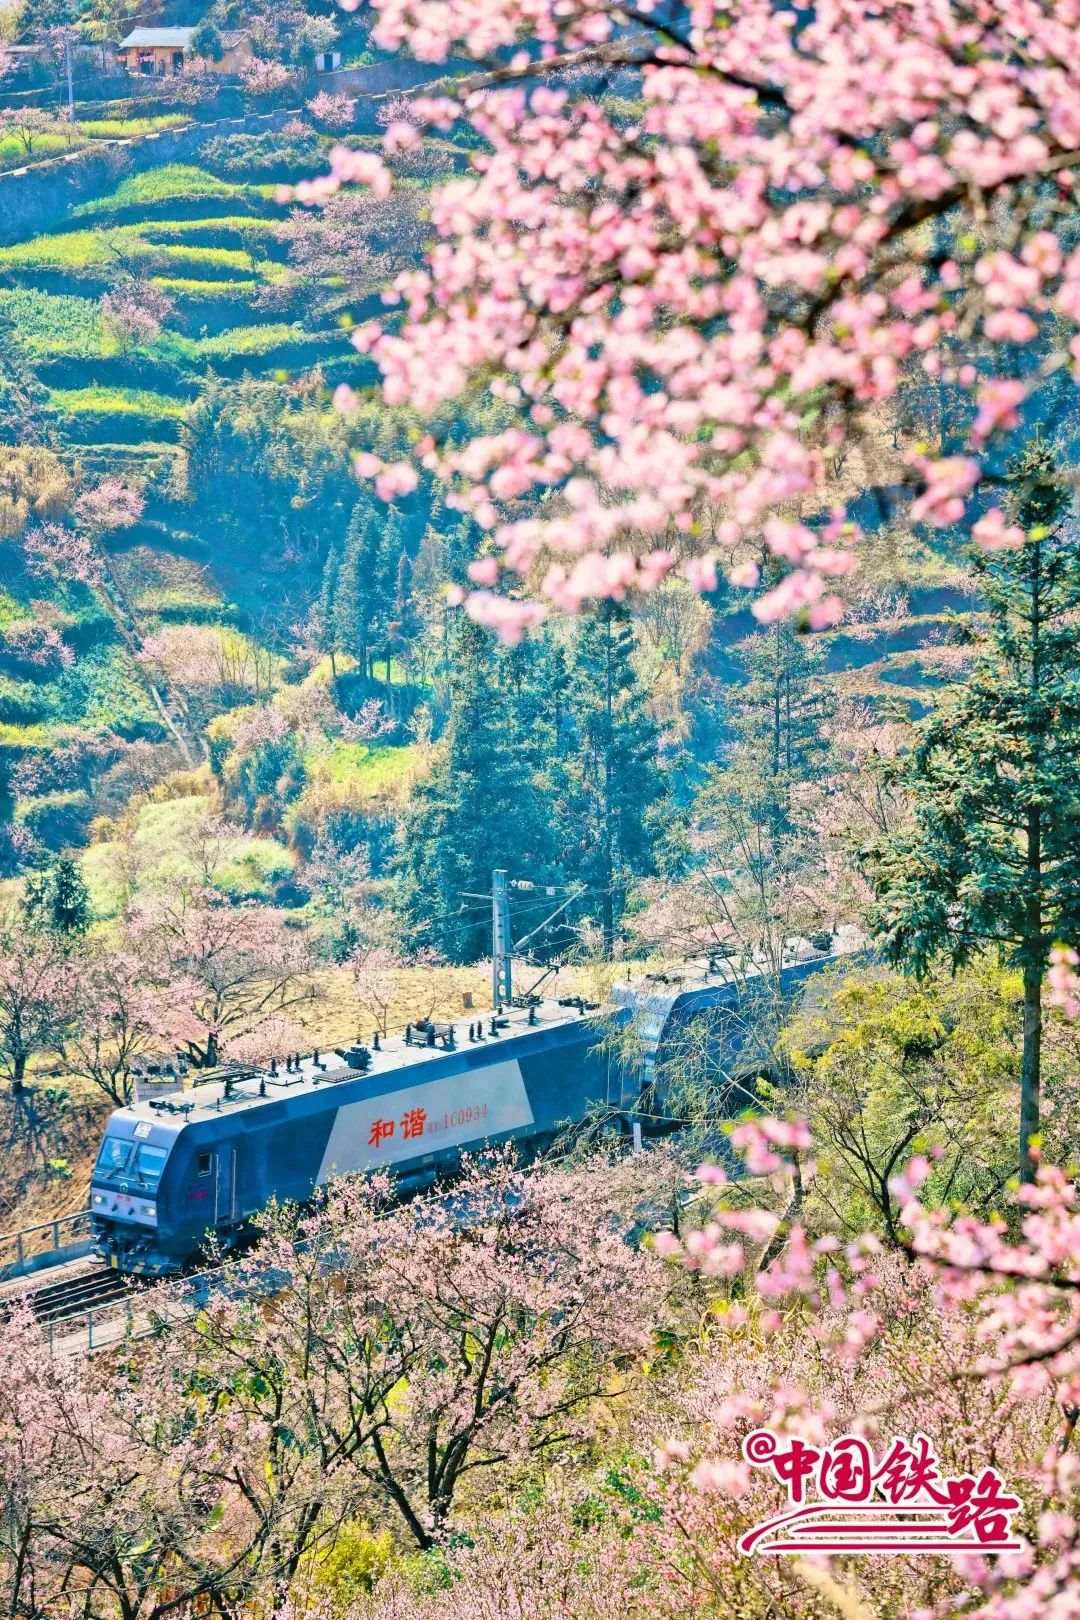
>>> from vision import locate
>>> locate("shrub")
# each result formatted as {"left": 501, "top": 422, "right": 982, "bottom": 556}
{"left": 300, "top": 1522, "right": 393, "bottom": 1609}
{"left": 0, "top": 289, "right": 107, "bottom": 360}
{"left": 216, "top": 841, "right": 296, "bottom": 901}
{"left": 15, "top": 789, "right": 92, "bottom": 850}
{"left": 54, "top": 645, "right": 164, "bottom": 738}
{"left": 0, "top": 675, "right": 56, "bottom": 725}
{"left": 0, "top": 446, "right": 71, "bottom": 539}
{"left": 202, "top": 128, "right": 322, "bottom": 179}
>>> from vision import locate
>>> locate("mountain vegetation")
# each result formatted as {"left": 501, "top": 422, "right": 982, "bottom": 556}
{"left": 1, "top": 2, "right": 1080, "bottom": 1619}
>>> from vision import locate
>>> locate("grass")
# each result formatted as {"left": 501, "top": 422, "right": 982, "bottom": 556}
{"left": 78, "top": 115, "right": 190, "bottom": 138}
{"left": 0, "top": 228, "right": 118, "bottom": 269}
{"left": 111, "top": 546, "right": 223, "bottom": 616}
{"left": 190, "top": 322, "right": 329, "bottom": 358}
{"left": 71, "top": 164, "right": 273, "bottom": 217}
{"left": 0, "top": 133, "right": 82, "bottom": 170}
{"left": 148, "top": 276, "right": 269, "bottom": 304}
{"left": 0, "top": 226, "right": 279, "bottom": 281}
{"left": 49, "top": 385, "right": 189, "bottom": 420}
{"left": 0, "top": 288, "right": 106, "bottom": 359}
{"left": 146, "top": 215, "right": 284, "bottom": 243}
{"left": 82, "top": 793, "right": 297, "bottom": 917}
{"left": 309, "top": 963, "right": 494, "bottom": 1050}
{"left": 307, "top": 741, "right": 422, "bottom": 799}
{"left": 53, "top": 644, "right": 163, "bottom": 736}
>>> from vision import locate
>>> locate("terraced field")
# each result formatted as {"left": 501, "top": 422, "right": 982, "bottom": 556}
{"left": 0, "top": 150, "right": 365, "bottom": 804}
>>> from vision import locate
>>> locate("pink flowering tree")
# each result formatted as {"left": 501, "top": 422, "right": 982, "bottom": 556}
{"left": 0, "top": 911, "right": 78, "bottom": 1095}
{"left": 23, "top": 479, "right": 143, "bottom": 589}
{"left": 1, "top": 615, "right": 75, "bottom": 671}
{"left": 0, "top": 1300, "right": 346, "bottom": 1620}
{"left": 99, "top": 284, "right": 175, "bottom": 353}
{"left": 305, "top": 90, "right": 355, "bottom": 130}
{"left": 642, "top": 1119, "right": 1080, "bottom": 1620}
{"left": 240, "top": 56, "right": 296, "bottom": 99}
{"left": 312, "top": 0, "right": 1080, "bottom": 640}
{"left": 22, "top": 521, "right": 102, "bottom": 587}
{"left": 349, "top": 940, "right": 409, "bottom": 1037}
{"left": 339, "top": 696, "right": 395, "bottom": 743}
{"left": 177, "top": 1149, "right": 674, "bottom": 1549}
{"left": 60, "top": 945, "right": 176, "bottom": 1105}
{"left": 126, "top": 886, "right": 314, "bottom": 1067}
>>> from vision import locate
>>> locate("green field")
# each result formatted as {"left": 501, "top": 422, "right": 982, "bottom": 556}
{"left": 0, "top": 139, "right": 365, "bottom": 775}
{"left": 0, "top": 225, "right": 280, "bottom": 280}
{"left": 71, "top": 163, "right": 275, "bottom": 217}
{"left": 48, "top": 386, "right": 189, "bottom": 420}
{"left": 77, "top": 115, "right": 191, "bottom": 139}
{"left": 82, "top": 792, "right": 297, "bottom": 916}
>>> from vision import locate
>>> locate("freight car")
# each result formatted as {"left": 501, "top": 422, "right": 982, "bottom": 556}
{"left": 90, "top": 947, "right": 854, "bottom": 1275}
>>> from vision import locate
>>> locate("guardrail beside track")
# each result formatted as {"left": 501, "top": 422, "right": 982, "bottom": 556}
{"left": 0, "top": 1209, "right": 92, "bottom": 1279}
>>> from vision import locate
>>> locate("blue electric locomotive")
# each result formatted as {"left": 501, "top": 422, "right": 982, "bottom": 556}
{"left": 90, "top": 949, "right": 853, "bottom": 1274}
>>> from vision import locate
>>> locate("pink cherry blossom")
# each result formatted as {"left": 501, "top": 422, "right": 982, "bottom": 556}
{"left": 318, "top": 0, "right": 1080, "bottom": 636}
{"left": 973, "top": 508, "right": 1027, "bottom": 552}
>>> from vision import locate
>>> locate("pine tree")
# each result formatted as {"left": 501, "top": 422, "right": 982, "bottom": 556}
{"left": 396, "top": 617, "right": 559, "bottom": 963}
{"left": 390, "top": 551, "right": 423, "bottom": 678}
{"left": 317, "top": 534, "right": 342, "bottom": 676}
{"left": 24, "top": 855, "right": 92, "bottom": 939}
{"left": 565, "top": 603, "right": 664, "bottom": 953}
{"left": 336, "top": 495, "right": 390, "bottom": 678}
{"left": 735, "top": 621, "right": 835, "bottom": 824}
{"left": 376, "top": 510, "right": 404, "bottom": 681}
{"left": 866, "top": 444, "right": 1080, "bottom": 1179}
{"left": 692, "top": 622, "right": 837, "bottom": 971}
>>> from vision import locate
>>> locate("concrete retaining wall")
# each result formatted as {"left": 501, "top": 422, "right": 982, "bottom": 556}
{"left": 0, "top": 56, "right": 463, "bottom": 244}
{"left": 0, "top": 107, "right": 302, "bottom": 245}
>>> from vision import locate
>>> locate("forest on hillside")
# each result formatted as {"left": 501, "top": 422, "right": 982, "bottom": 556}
{"left": 2, "top": 2, "right": 1080, "bottom": 1619}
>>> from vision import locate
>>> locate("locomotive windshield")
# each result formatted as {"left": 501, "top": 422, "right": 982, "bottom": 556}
{"left": 97, "top": 1138, "right": 132, "bottom": 1178}
{"left": 133, "top": 1144, "right": 168, "bottom": 1185}
{"left": 95, "top": 1137, "right": 168, "bottom": 1188}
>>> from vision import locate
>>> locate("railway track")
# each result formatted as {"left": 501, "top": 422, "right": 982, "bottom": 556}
{"left": 2, "top": 1265, "right": 136, "bottom": 1328}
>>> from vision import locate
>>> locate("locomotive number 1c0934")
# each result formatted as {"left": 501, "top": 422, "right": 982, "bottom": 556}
{"left": 438, "top": 1103, "right": 489, "bottom": 1130}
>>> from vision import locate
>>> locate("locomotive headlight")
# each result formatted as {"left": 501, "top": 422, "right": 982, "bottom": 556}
{"left": 93, "top": 1193, "right": 105, "bottom": 1206}
{"left": 144, "top": 1205, "right": 156, "bottom": 1219}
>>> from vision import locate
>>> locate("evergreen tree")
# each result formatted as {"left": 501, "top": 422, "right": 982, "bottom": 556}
{"left": 565, "top": 604, "right": 664, "bottom": 953}
{"left": 336, "top": 495, "right": 390, "bottom": 678}
{"left": 693, "top": 625, "right": 841, "bottom": 965}
{"left": 867, "top": 445, "right": 1080, "bottom": 1180}
{"left": 396, "top": 617, "right": 559, "bottom": 963}
{"left": 735, "top": 621, "right": 835, "bottom": 827}
{"left": 317, "top": 534, "right": 342, "bottom": 676}
{"left": 375, "top": 510, "right": 405, "bottom": 680}
{"left": 24, "top": 855, "right": 92, "bottom": 939}
{"left": 390, "top": 551, "right": 423, "bottom": 678}
{"left": 691, "top": 623, "right": 837, "bottom": 973}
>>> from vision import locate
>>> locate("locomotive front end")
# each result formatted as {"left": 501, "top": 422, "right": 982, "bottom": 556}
{"left": 90, "top": 1116, "right": 181, "bottom": 1275}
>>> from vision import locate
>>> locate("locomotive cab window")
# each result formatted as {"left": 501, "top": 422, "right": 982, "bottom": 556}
{"left": 96, "top": 1138, "right": 133, "bottom": 1178}
{"left": 134, "top": 1144, "right": 168, "bottom": 1187}
{"left": 196, "top": 1152, "right": 212, "bottom": 1176}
